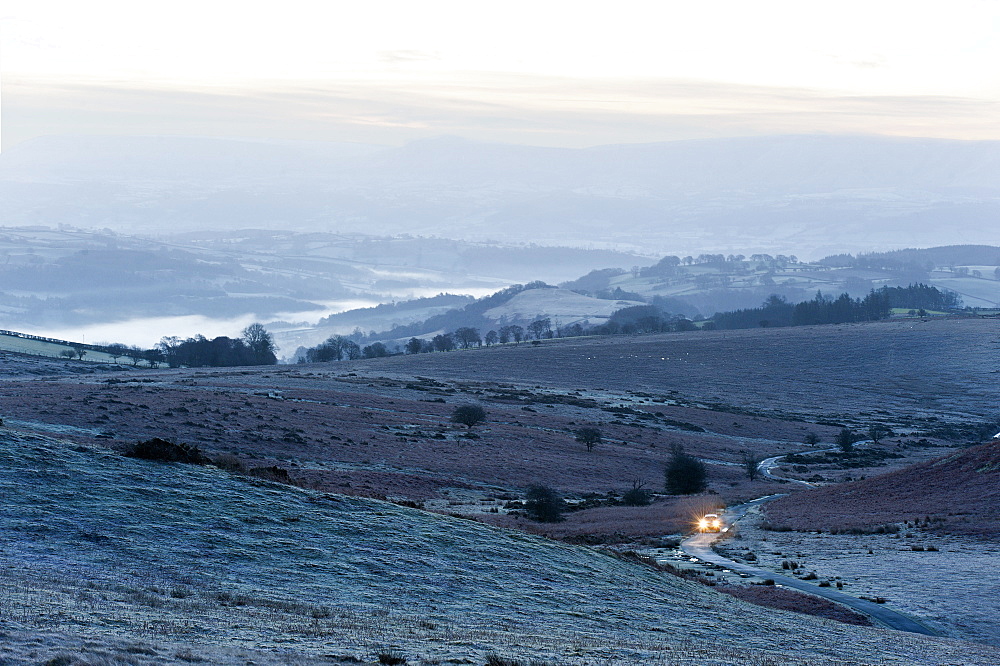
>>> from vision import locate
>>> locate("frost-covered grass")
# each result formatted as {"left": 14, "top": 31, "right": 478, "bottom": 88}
{"left": 2, "top": 430, "right": 995, "bottom": 665}
{"left": 483, "top": 287, "right": 645, "bottom": 327}
{"left": 722, "top": 508, "right": 1000, "bottom": 648}
{"left": 0, "top": 333, "right": 123, "bottom": 364}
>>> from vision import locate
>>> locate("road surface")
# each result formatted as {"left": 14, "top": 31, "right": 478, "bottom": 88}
{"left": 679, "top": 462, "right": 939, "bottom": 635}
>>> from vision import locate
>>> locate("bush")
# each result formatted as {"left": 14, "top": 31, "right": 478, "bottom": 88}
{"left": 378, "top": 651, "right": 406, "bottom": 665}
{"left": 524, "top": 485, "right": 565, "bottom": 522}
{"left": 664, "top": 444, "right": 707, "bottom": 494}
{"left": 248, "top": 466, "right": 293, "bottom": 483}
{"left": 124, "top": 438, "right": 208, "bottom": 465}
{"left": 451, "top": 404, "right": 487, "bottom": 429}
{"left": 621, "top": 480, "right": 652, "bottom": 506}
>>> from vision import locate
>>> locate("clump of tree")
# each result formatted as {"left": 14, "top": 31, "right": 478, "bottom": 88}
{"left": 362, "top": 342, "right": 390, "bottom": 358}
{"left": 304, "top": 335, "right": 361, "bottom": 362}
{"left": 524, "top": 485, "right": 565, "bottom": 522}
{"left": 711, "top": 284, "right": 958, "bottom": 331}
{"left": 159, "top": 324, "right": 277, "bottom": 367}
{"left": 836, "top": 428, "right": 859, "bottom": 453}
{"left": 574, "top": 427, "right": 602, "bottom": 452}
{"left": 664, "top": 444, "right": 707, "bottom": 494}
{"left": 451, "top": 404, "right": 487, "bottom": 430}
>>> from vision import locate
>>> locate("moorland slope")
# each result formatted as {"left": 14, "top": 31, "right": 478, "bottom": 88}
{"left": 766, "top": 440, "right": 1000, "bottom": 535}
{"left": 342, "top": 317, "right": 1000, "bottom": 427}
{"left": 1, "top": 429, "right": 994, "bottom": 665}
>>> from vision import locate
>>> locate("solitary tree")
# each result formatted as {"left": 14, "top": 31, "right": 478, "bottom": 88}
{"left": 803, "top": 431, "right": 820, "bottom": 446}
{"left": 574, "top": 427, "right": 603, "bottom": 452}
{"left": 72, "top": 346, "right": 87, "bottom": 361}
{"left": 664, "top": 444, "right": 707, "bottom": 494}
{"left": 742, "top": 450, "right": 761, "bottom": 481}
{"left": 836, "top": 428, "right": 857, "bottom": 453}
{"left": 484, "top": 330, "right": 498, "bottom": 347}
{"left": 867, "top": 424, "right": 891, "bottom": 444}
{"left": 524, "top": 485, "right": 565, "bottom": 522}
{"left": 451, "top": 404, "right": 487, "bottom": 430}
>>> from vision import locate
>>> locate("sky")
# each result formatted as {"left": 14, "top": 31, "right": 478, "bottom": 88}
{"left": 2, "top": 1, "right": 1000, "bottom": 148}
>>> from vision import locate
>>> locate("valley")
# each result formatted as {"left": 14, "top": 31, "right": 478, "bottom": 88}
{"left": 1, "top": 316, "right": 998, "bottom": 663}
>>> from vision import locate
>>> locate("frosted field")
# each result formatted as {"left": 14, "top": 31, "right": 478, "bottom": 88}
{"left": 2, "top": 430, "right": 995, "bottom": 665}
{"left": 0, "top": 333, "right": 122, "bottom": 364}
{"left": 719, "top": 509, "right": 1000, "bottom": 648}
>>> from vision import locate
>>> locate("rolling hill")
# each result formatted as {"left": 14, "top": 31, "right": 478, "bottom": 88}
{"left": 1, "top": 429, "right": 994, "bottom": 665}
{"left": 765, "top": 440, "right": 1000, "bottom": 536}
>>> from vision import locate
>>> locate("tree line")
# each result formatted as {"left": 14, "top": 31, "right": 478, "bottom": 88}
{"left": 93, "top": 323, "right": 277, "bottom": 368}
{"left": 299, "top": 283, "right": 960, "bottom": 363}
{"left": 711, "top": 284, "right": 956, "bottom": 330}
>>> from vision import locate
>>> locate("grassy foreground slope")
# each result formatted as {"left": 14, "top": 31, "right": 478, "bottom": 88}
{"left": 1, "top": 431, "right": 992, "bottom": 665}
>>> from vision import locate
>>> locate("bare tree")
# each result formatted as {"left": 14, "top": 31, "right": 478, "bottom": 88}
{"left": 241, "top": 323, "right": 277, "bottom": 364}
{"left": 105, "top": 343, "right": 128, "bottom": 363}
{"left": 622, "top": 479, "right": 652, "bottom": 506}
{"left": 527, "top": 318, "right": 551, "bottom": 340}
{"left": 742, "top": 450, "right": 762, "bottom": 481}
{"left": 343, "top": 340, "right": 362, "bottom": 360}
{"left": 867, "top": 424, "right": 891, "bottom": 445}
{"left": 126, "top": 345, "right": 146, "bottom": 367}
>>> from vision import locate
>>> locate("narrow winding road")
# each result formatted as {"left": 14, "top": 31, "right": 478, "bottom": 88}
{"left": 680, "top": 453, "right": 939, "bottom": 636}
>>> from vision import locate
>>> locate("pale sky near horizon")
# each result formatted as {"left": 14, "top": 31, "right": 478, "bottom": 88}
{"left": 2, "top": 0, "right": 999, "bottom": 148}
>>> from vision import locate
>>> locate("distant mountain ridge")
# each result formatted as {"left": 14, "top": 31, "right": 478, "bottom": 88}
{"left": 3, "top": 133, "right": 999, "bottom": 256}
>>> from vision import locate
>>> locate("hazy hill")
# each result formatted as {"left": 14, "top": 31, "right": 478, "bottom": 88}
{"left": 766, "top": 440, "right": 1000, "bottom": 536}
{"left": 482, "top": 287, "right": 644, "bottom": 328}
{"left": 0, "top": 226, "right": 646, "bottom": 339}
{"left": 560, "top": 249, "right": 1000, "bottom": 313}
{"left": 4, "top": 133, "right": 1000, "bottom": 256}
